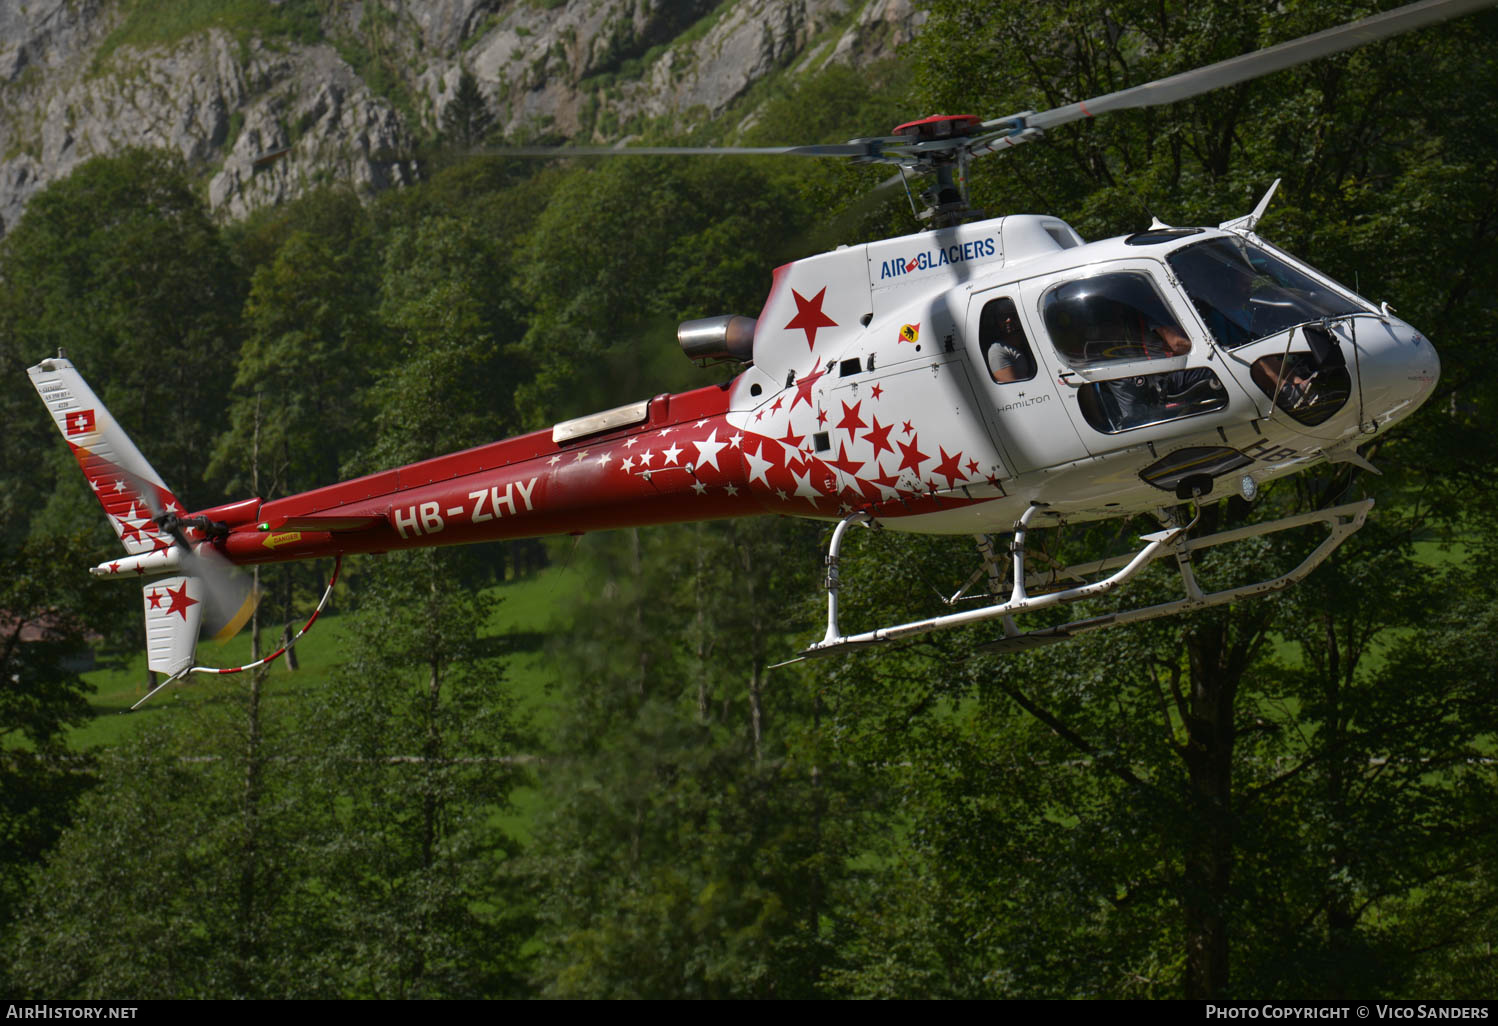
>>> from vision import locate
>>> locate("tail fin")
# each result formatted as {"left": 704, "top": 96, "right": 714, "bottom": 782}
{"left": 29, "top": 354, "right": 257, "bottom": 679}
{"left": 28, "top": 355, "right": 182, "bottom": 555}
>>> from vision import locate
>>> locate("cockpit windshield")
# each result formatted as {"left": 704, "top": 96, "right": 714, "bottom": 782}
{"left": 1167, "top": 237, "right": 1363, "bottom": 349}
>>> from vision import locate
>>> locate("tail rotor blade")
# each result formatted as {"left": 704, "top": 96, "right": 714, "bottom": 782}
{"left": 184, "top": 545, "right": 259, "bottom": 644}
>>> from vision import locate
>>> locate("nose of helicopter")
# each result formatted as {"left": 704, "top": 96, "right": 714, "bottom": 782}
{"left": 1349, "top": 315, "right": 1440, "bottom": 435}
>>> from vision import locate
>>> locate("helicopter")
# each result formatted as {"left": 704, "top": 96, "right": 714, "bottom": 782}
{"left": 27, "top": 0, "right": 1477, "bottom": 695}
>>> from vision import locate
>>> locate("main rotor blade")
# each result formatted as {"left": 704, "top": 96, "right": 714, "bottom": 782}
{"left": 479, "top": 140, "right": 904, "bottom": 160}
{"left": 1013, "top": 0, "right": 1497, "bottom": 133}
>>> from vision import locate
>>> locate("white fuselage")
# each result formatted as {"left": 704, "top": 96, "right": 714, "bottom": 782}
{"left": 724, "top": 214, "right": 1438, "bottom": 532}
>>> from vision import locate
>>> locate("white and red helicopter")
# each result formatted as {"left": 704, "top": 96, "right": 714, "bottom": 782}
{"left": 29, "top": 0, "right": 1476, "bottom": 695}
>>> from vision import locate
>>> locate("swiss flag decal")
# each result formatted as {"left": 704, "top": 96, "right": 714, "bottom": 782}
{"left": 65, "top": 409, "right": 96, "bottom": 435}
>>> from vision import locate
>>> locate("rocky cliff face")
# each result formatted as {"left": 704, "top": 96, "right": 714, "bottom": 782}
{"left": 0, "top": 0, "right": 924, "bottom": 234}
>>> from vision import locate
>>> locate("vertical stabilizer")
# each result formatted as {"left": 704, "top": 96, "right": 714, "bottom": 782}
{"left": 27, "top": 356, "right": 182, "bottom": 555}
{"left": 143, "top": 576, "right": 204, "bottom": 677}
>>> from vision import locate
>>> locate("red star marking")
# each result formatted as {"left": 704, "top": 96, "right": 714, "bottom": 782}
{"left": 987, "top": 474, "right": 1001, "bottom": 486}
{"left": 784, "top": 287, "right": 838, "bottom": 349}
{"left": 870, "top": 383, "right": 884, "bottom": 400}
{"left": 901, "top": 420, "right": 914, "bottom": 436}
{"left": 147, "top": 589, "right": 163, "bottom": 609}
{"left": 933, "top": 447, "right": 965, "bottom": 489}
{"left": 777, "top": 424, "right": 805, "bottom": 449}
{"left": 826, "top": 442, "right": 865, "bottom": 479}
{"left": 896, "top": 435, "right": 929, "bottom": 476}
{"left": 790, "top": 359, "right": 826, "bottom": 411}
{"left": 118, "top": 516, "right": 143, "bottom": 545}
{"left": 863, "top": 416, "right": 895, "bottom": 460}
{"left": 815, "top": 407, "right": 828, "bottom": 427}
{"left": 966, "top": 458, "right": 980, "bottom": 475}
{"left": 150, "top": 534, "right": 171, "bottom": 554}
{"left": 164, "top": 581, "right": 199, "bottom": 621}
{"left": 769, "top": 395, "right": 784, "bottom": 413}
{"left": 754, "top": 410, "right": 764, "bottom": 422}
{"left": 835, "top": 400, "right": 867, "bottom": 445}
{"left": 108, "top": 563, "right": 120, "bottom": 574}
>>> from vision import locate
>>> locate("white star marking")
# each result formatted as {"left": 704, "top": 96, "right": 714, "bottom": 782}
{"left": 694, "top": 419, "right": 708, "bottom": 428}
{"left": 657, "top": 427, "right": 673, "bottom": 438}
{"left": 624, "top": 437, "right": 638, "bottom": 448}
{"left": 638, "top": 450, "right": 655, "bottom": 467}
{"left": 691, "top": 430, "right": 726, "bottom": 472}
{"left": 662, "top": 443, "right": 682, "bottom": 466}
{"left": 744, "top": 446, "right": 773, "bottom": 487}
{"left": 597, "top": 451, "right": 612, "bottom": 467}
{"left": 775, "top": 488, "right": 788, "bottom": 501}
{"left": 621, "top": 456, "right": 635, "bottom": 471}
{"left": 89, "top": 479, "right": 100, "bottom": 492}
{"left": 548, "top": 455, "right": 562, "bottom": 466}
{"left": 729, "top": 432, "right": 743, "bottom": 449}
{"left": 166, "top": 501, "right": 179, "bottom": 514}
{"left": 724, "top": 483, "right": 738, "bottom": 497}
{"left": 572, "top": 450, "right": 590, "bottom": 462}
{"left": 113, "top": 479, "right": 126, "bottom": 493}
{"left": 790, "top": 466, "right": 821, "bottom": 507}
{"left": 692, "top": 480, "right": 708, "bottom": 495}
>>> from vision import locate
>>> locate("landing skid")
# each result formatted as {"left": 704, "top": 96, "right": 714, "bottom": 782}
{"left": 784, "top": 499, "right": 1373, "bottom": 662}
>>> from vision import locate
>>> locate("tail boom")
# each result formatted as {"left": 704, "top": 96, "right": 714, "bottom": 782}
{"left": 213, "top": 384, "right": 988, "bottom": 567}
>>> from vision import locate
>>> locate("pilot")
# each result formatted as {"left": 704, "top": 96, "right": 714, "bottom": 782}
{"left": 1103, "top": 324, "right": 1225, "bottom": 429}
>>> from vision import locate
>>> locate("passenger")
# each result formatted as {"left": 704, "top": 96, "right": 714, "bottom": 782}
{"left": 984, "top": 304, "right": 1035, "bottom": 383}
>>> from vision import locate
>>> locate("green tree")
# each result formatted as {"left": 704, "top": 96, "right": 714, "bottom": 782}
{"left": 513, "top": 159, "right": 807, "bottom": 425}
{"left": 0, "top": 148, "right": 243, "bottom": 549}
{"left": 531, "top": 517, "right": 872, "bottom": 997}
{"left": 440, "top": 68, "right": 495, "bottom": 149}
{"left": 0, "top": 534, "right": 120, "bottom": 950}
{"left": 280, "top": 211, "right": 539, "bottom": 996}
{"left": 212, "top": 188, "right": 382, "bottom": 499}
{"left": 3, "top": 699, "right": 335, "bottom": 998}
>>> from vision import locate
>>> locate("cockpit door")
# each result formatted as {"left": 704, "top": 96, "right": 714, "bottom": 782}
{"left": 963, "top": 290, "right": 1089, "bottom": 474}
{"left": 1016, "top": 261, "right": 1256, "bottom": 456}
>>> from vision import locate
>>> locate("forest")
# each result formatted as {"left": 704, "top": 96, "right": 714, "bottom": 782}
{"left": 1, "top": 0, "right": 1497, "bottom": 1000}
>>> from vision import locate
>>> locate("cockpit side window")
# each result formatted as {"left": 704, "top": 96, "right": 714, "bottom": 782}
{"left": 1041, "top": 271, "right": 1190, "bottom": 370}
{"left": 1167, "top": 237, "right": 1362, "bottom": 349}
{"left": 979, "top": 297, "right": 1037, "bottom": 383}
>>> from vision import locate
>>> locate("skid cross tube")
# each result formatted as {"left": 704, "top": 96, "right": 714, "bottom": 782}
{"left": 797, "top": 499, "right": 1373, "bottom": 658}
